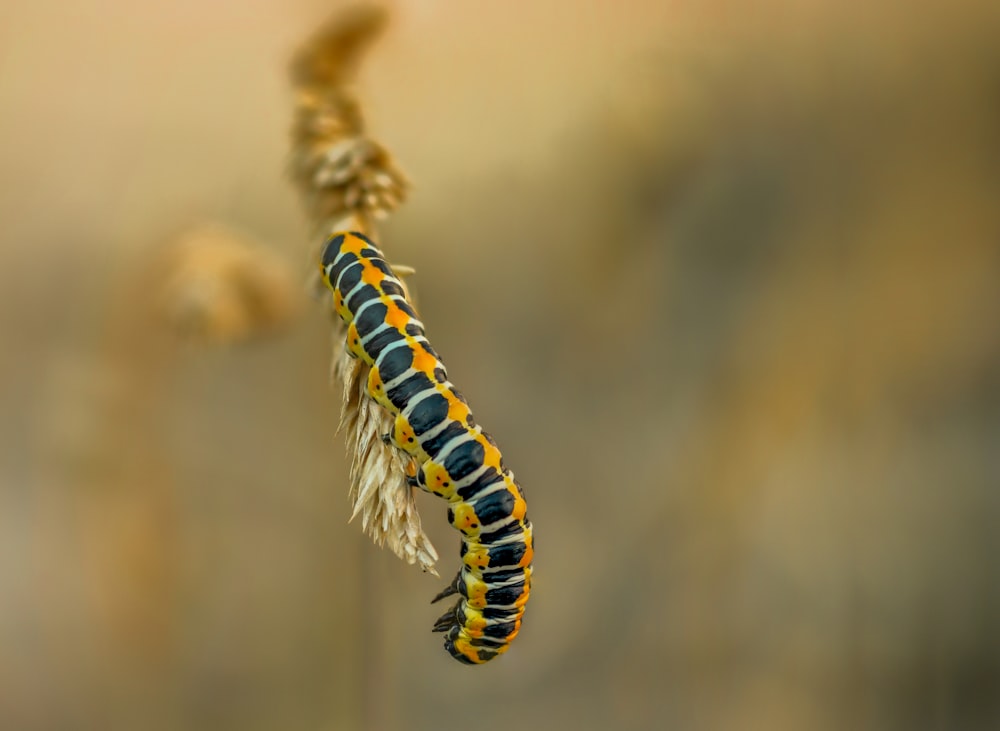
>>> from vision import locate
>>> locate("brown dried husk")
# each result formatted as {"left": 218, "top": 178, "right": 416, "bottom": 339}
{"left": 293, "top": 5, "right": 437, "bottom": 573}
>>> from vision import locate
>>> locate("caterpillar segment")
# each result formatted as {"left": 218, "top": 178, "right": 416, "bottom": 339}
{"left": 320, "top": 231, "right": 533, "bottom": 664}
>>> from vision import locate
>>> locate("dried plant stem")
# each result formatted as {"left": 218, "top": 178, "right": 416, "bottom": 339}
{"left": 289, "top": 7, "right": 431, "bottom": 729}
{"left": 291, "top": 4, "right": 439, "bottom": 575}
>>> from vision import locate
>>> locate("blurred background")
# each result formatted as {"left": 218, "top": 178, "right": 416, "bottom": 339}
{"left": 2, "top": 1, "right": 999, "bottom": 729}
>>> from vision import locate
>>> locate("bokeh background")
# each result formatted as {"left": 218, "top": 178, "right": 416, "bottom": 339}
{"left": 2, "top": 1, "right": 999, "bottom": 729}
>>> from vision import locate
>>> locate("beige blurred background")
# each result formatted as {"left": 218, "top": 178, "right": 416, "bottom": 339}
{"left": 2, "top": 1, "right": 999, "bottom": 729}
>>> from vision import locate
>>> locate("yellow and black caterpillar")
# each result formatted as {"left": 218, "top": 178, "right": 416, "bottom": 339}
{"left": 320, "top": 231, "right": 533, "bottom": 664}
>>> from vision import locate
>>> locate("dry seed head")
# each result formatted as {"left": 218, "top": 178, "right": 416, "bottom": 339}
{"left": 291, "top": 133, "right": 409, "bottom": 226}
{"left": 156, "top": 224, "right": 299, "bottom": 344}
{"left": 292, "top": 5, "right": 435, "bottom": 573}
{"left": 290, "top": 4, "right": 390, "bottom": 89}
{"left": 290, "top": 4, "right": 409, "bottom": 230}
{"left": 335, "top": 342, "right": 439, "bottom": 574}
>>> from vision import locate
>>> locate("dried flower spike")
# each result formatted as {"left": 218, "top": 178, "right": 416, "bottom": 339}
{"left": 289, "top": 4, "right": 409, "bottom": 239}
{"left": 291, "top": 5, "right": 437, "bottom": 574}
{"left": 156, "top": 223, "right": 299, "bottom": 344}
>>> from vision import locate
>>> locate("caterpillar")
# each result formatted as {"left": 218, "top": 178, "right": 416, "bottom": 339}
{"left": 319, "top": 231, "right": 533, "bottom": 664}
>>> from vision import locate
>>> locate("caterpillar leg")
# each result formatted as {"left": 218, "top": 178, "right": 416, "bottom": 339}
{"left": 391, "top": 412, "right": 418, "bottom": 452}
{"left": 345, "top": 322, "right": 366, "bottom": 359}
{"left": 431, "top": 569, "right": 462, "bottom": 603}
{"left": 366, "top": 367, "right": 393, "bottom": 410}
{"left": 381, "top": 424, "right": 419, "bottom": 458}
{"left": 432, "top": 603, "right": 459, "bottom": 632}
{"left": 401, "top": 460, "right": 434, "bottom": 494}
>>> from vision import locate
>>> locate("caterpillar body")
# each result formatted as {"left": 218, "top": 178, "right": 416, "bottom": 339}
{"left": 320, "top": 231, "right": 533, "bottom": 664}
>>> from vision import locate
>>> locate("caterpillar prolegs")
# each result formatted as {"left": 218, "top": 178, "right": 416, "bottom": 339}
{"left": 320, "top": 231, "right": 533, "bottom": 664}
